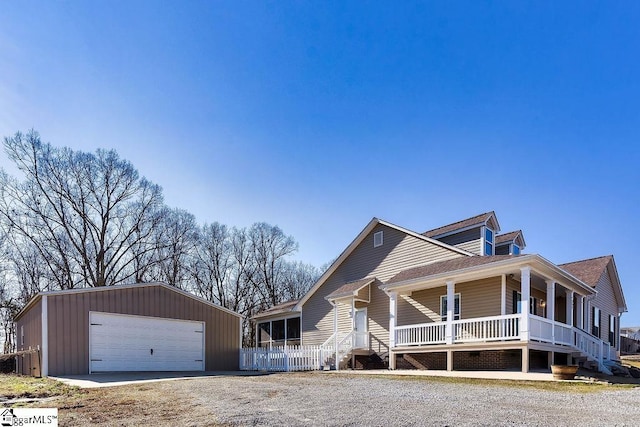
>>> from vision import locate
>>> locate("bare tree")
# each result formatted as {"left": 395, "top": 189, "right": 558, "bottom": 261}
{"left": 280, "top": 260, "right": 320, "bottom": 301}
{"left": 154, "top": 208, "right": 199, "bottom": 288}
{"left": 248, "top": 222, "right": 298, "bottom": 308}
{"left": 1, "top": 131, "right": 164, "bottom": 288}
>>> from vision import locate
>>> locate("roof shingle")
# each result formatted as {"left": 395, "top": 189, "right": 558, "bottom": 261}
{"left": 326, "top": 277, "right": 375, "bottom": 299}
{"left": 559, "top": 256, "right": 612, "bottom": 288}
{"left": 423, "top": 211, "right": 496, "bottom": 238}
{"left": 386, "top": 255, "right": 518, "bottom": 285}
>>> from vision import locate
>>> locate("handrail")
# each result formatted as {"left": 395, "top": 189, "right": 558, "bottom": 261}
{"left": 395, "top": 320, "right": 446, "bottom": 330}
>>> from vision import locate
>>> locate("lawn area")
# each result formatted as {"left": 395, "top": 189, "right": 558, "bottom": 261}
{"left": 361, "top": 372, "right": 633, "bottom": 393}
{"left": 623, "top": 359, "right": 640, "bottom": 369}
{"left": 0, "top": 374, "right": 79, "bottom": 400}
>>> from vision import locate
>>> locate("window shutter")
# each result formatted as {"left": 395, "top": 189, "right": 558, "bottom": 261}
{"left": 599, "top": 312, "right": 602, "bottom": 339}
{"left": 512, "top": 290, "right": 518, "bottom": 314}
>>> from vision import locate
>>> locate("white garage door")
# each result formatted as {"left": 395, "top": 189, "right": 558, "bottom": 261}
{"left": 89, "top": 312, "right": 205, "bottom": 372}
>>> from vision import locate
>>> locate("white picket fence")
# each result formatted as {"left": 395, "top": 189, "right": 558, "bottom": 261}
{"left": 240, "top": 345, "right": 327, "bottom": 371}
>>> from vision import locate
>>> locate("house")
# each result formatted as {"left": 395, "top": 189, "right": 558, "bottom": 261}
{"left": 14, "top": 282, "right": 242, "bottom": 377}
{"left": 248, "top": 212, "right": 626, "bottom": 374}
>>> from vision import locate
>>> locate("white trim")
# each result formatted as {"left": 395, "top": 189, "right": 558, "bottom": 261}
{"left": 388, "top": 292, "right": 397, "bottom": 349}
{"left": 15, "top": 282, "right": 243, "bottom": 321}
{"left": 500, "top": 274, "right": 506, "bottom": 316}
{"left": 379, "top": 254, "right": 596, "bottom": 295}
{"left": 41, "top": 295, "right": 48, "bottom": 377}
{"left": 294, "top": 218, "right": 475, "bottom": 310}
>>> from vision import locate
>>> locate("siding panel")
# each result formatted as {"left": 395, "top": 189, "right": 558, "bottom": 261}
{"left": 302, "top": 224, "right": 465, "bottom": 346}
{"left": 45, "top": 284, "right": 240, "bottom": 375}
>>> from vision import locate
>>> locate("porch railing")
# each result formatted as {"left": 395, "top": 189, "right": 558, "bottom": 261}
{"left": 529, "top": 315, "right": 573, "bottom": 346}
{"left": 453, "top": 314, "right": 520, "bottom": 343}
{"left": 395, "top": 321, "right": 446, "bottom": 346}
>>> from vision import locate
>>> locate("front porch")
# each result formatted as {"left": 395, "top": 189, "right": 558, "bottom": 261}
{"left": 384, "top": 263, "right": 614, "bottom": 373}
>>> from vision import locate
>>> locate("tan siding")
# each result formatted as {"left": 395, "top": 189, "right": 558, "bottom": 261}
{"left": 455, "top": 239, "right": 481, "bottom": 255}
{"left": 44, "top": 285, "right": 240, "bottom": 376}
{"left": 397, "top": 287, "right": 442, "bottom": 326}
{"left": 397, "top": 277, "right": 503, "bottom": 326}
{"left": 506, "top": 278, "right": 546, "bottom": 316}
{"left": 593, "top": 266, "right": 620, "bottom": 343}
{"left": 302, "top": 224, "right": 465, "bottom": 346}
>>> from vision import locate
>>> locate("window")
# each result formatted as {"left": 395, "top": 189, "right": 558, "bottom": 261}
{"left": 258, "top": 322, "right": 271, "bottom": 348}
{"left": 609, "top": 315, "right": 616, "bottom": 346}
{"left": 287, "top": 317, "right": 301, "bottom": 346}
{"left": 484, "top": 227, "right": 494, "bottom": 255}
{"left": 592, "top": 307, "right": 601, "bottom": 337}
{"left": 257, "top": 317, "right": 302, "bottom": 348}
{"left": 20, "top": 325, "right": 24, "bottom": 346}
{"left": 272, "top": 319, "right": 285, "bottom": 342}
{"left": 512, "top": 245, "right": 520, "bottom": 255}
{"left": 440, "top": 293, "right": 461, "bottom": 321}
{"left": 374, "top": 231, "right": 383, "bottom": 248}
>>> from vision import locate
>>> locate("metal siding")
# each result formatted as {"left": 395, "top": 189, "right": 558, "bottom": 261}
{"left": 44, "top": 284, "right": 239, "bottom": 375}
{"left": 302, "top": 223, "right": 465, "bottom": 346}
{"left": 15, "top": 299, "right": 42, "bottom": 375}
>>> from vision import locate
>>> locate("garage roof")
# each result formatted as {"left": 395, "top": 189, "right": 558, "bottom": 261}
{"left": 14, "top": 282, "right": 243, "bottom": 321}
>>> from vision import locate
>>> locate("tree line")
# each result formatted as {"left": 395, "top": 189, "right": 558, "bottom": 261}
{"left": 0, "top": 131, "right": 320, "bottom": 351}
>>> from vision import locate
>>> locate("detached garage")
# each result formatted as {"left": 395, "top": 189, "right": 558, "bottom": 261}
{"left": 14, "top": 282, "right": 242, "bottom": 377}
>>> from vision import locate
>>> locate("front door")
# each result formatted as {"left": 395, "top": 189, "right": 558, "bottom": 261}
{"left": 354, "top": 308, "right": 368, "bottom": 348}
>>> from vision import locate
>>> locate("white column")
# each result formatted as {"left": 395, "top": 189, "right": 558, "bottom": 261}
{"left": 545, "top": 280, "right": 555, "bottom": 321}
{"left": 351, "top": 298, "right": 356, "bottom": 331}
{"left": 500, "top": 274, "right": 506, "bottom": 316}
{"left": 445, "top": 281, "right": 455, "bottom": 345}
{"left": 333, "top": 303, "right": 339, "bottom": 370}
{"left": 546, "top": 280, "right": 555, "bottom": 344}
{"left": 389, "top": 292, "right": 397, "bottom": 349}
{"left": 520, "top": 267, "right": 531, "bottom": 341}
{"left": 566, "top": 290, "right": 574, "bottom": 327}
{"left": 389, "top": 292, "right": 397, "bottom": 370}
{"left": 576, "top": 295, "right": 584, "bottom": 329}
{"left": 41, "top": 295, "right": 48, "bottom": 377}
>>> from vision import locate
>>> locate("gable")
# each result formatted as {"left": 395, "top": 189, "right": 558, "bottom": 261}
{"left": 295, "top": 218, "right": 472, "bottom": 310}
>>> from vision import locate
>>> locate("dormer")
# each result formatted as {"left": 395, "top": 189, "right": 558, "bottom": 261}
{"left": 423, "top": 211, "right": 500, "bottom": 256}
{"left": 495, "top": 230, "right": 526, "bottom": 255}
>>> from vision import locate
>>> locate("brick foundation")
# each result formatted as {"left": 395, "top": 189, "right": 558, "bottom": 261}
{"left": 453, "top": 350, "right": 521, "bottom": 371}
{"left": 396, "top": 352, "right": 447, "bottom": 370}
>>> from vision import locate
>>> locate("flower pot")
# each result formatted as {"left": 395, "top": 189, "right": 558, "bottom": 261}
{"left": 551, "top": 364, "right": 579, "bottom": 380}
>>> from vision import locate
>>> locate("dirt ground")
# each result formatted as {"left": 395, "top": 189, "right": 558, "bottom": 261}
{"left": 29, "top": 372, "right": 640, "bottom": 426}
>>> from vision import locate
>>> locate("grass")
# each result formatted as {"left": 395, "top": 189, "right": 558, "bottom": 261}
{"left": 0, "top": 374, "right": 79, "bottom": 399}
{"left": 623, "top": 359, "right": 640, "bottom": 369}
{"left": 343, "top": 372, "right": 636, "bottom": 393}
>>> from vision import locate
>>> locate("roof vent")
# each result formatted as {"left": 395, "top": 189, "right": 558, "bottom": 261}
{"left": 374, "top": 231, "right": 383, "bottom": 248}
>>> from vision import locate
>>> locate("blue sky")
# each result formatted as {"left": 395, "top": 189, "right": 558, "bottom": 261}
{"left": 1, "top": 2, "right": 639, "bottom": 324}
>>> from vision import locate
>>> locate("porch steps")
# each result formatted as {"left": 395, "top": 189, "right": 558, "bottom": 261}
{"left": 402, "top": 354, "right": 429, "bottom": 370}
{"left": 571, "top": 352, "right": 612, "bottom": 375}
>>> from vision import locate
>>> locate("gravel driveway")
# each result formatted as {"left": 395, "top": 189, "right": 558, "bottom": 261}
{"left": 147, "top": 372, "right": 640, "bottom": 426}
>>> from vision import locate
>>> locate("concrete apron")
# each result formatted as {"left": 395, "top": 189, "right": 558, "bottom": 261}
{"left": 51, "top": 371, "right": 269, "bottom": 388}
